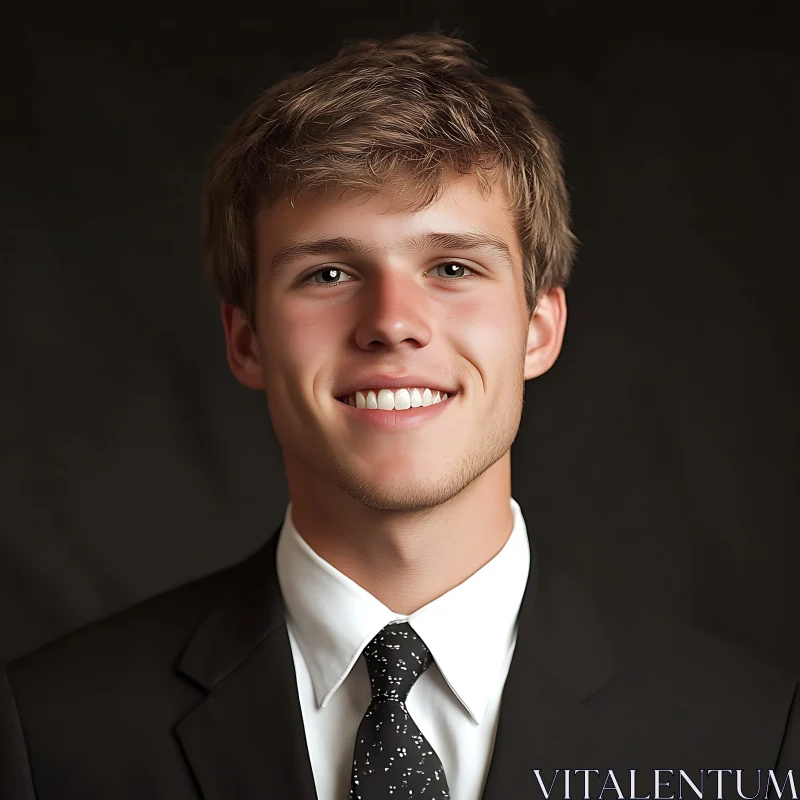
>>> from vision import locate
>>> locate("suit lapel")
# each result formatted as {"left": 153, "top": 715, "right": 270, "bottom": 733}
{"left": 481, "top": 519, "right": 616, "bottom": 799}
{"left": 174, "top": 528, "right": 318, "bottom": 800}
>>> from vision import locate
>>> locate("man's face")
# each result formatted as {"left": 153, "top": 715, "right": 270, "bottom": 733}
{"left": 223, "top": 173, "right": 565, "bottom": 513}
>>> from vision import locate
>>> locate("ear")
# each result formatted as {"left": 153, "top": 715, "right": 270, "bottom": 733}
{"left": 524, "top": 287, "right": 568, "bottom": 380}
{"left": 220, "top": 301, "right": 267, "bottom": 390}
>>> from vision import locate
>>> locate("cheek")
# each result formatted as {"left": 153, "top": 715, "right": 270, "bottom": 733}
{"left": 260, "top": 303, "right": 340, "bottom": 390}
{"left": 450, "top": 311, "right": 528, "bottom": 404}
{"left": 450, "top": 297, "right": 525, "bottom": 361}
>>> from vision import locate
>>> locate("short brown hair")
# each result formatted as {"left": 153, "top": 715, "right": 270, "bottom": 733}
{"left": 203, "top": 32, "right": 578, "bottom": 325}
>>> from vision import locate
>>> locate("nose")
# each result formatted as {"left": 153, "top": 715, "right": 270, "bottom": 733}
{"left": 353, "top": 268, "right": 433, "bottom": 352}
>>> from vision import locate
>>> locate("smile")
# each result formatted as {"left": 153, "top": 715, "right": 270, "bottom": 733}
{"left": 334, "top": 390, "right": 457, "bottom": 430}
{"left": 335, "top": 388, "right": 450, "bottom": 410}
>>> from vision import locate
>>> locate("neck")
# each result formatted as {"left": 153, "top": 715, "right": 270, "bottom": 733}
{"left": 286, "top": 453, "right": 514, "bottom": 615}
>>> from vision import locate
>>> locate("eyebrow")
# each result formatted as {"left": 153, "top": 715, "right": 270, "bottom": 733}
{"left": 269, "top": 231, "right": 514, "bottom": 277}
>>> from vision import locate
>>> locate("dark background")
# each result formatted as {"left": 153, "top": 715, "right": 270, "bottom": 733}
{"left": 1, "top": 3, "right": 798, "bottom": 671}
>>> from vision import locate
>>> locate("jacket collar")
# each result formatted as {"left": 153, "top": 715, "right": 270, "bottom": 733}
{"left": 175, "top": 528, "right": 319, "bottom": 800}
{"left": 176, "top": 530, "right": 285, "bottom": 692}
{"left": 478, "top": 542, "right": 617, "bottom": 798}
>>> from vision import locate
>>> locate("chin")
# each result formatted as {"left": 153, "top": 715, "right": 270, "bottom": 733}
{"left": 335, "top": 466, "right": 470, "bottom": 514}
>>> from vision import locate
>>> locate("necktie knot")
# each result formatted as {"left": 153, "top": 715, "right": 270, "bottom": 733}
{"left": 362, "top": 621, "right": 432, "bottom": 704}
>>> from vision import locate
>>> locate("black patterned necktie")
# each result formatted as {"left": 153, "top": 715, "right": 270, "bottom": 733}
{"left": 350, "top": 621, "right": 451, "bottom": 799}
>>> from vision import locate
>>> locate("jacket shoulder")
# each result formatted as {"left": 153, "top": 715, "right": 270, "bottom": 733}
{"left": 603, "top": 590, "right": 796, "bottom": 690}
{"left": 592, "top": 579, "right": 798, "bottom": 744}
{"left": 6, "top": 540, "right": 271, "bottom": 701}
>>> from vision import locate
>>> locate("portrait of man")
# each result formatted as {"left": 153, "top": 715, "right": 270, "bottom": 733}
{"left": 1, "top": 29, "right": 798, "bottom": 800}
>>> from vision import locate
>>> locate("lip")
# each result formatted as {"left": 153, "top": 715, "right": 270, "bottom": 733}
{"left": 334, "top": 392, "right": 457, "bottom": 430}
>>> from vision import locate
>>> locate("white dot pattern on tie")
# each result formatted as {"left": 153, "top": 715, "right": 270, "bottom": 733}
{"left": 350, "top": 621, "right": 450, "bottom": 798}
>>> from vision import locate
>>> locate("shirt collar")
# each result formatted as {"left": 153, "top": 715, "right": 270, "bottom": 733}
{"left": 275, "top": 498, "right": 530, "bottom": 725}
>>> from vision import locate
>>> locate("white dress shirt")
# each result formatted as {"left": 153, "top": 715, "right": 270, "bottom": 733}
{"left": 275, "top": 497, "right": 530, "bottom": 800}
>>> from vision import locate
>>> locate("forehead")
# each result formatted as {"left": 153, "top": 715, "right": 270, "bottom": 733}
{"left": 253, "top": 173, "right": 521, "bottom": 268}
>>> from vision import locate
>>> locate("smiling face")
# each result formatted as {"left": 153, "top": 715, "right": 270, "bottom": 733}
{"left": 222, "top": 173, "right": 566, "bottom": 514}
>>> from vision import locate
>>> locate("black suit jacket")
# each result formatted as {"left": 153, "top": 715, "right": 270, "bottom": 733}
{"left": 2, "top": 521, "right": 799, "bottom": 799}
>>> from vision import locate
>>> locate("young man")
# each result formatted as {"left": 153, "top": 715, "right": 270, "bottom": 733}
{"left": 2, "top": 32, "right": 798, "bottom": 800}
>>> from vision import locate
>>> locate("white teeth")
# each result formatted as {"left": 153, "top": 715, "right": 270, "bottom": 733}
{"left": 345, "top": 387, "right": 450, "bottom": 410}
{"left": 377, "top": 389, "right": 395, "bottom": 410}
{"left": 396, "top": 388, "right": 413, "bottom": 409}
